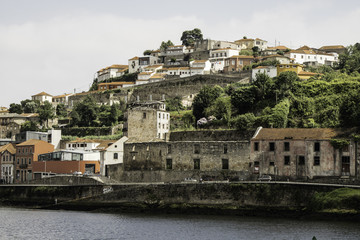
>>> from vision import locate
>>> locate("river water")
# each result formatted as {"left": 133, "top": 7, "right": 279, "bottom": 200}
{"left": 0, "top": 207, "right": 359, "bottom": 240}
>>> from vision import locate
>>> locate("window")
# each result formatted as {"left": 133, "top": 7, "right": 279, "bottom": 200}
{"left": 166, "top": 159, "right": 172, "bottom": 170}
{"left": 193, "top": 159, "right": 200, "bottom": 170}
{"left": 223, "top": 144, "right": 228, "bottom": 154}
{"left": 284, "top": 142, "right": 290, "bottom": 151}
{"left": 270, "top": 161, "right": 275, "bottom": 166}
{"left": 167, "top": 144, "right": 171, "bottom": 154}
{"left": 17, "top": 158, "right": 19, "bottom": 164}
{"left": 114, "top": 153, "right": 118, "bottom": 159}
{"left": 314, "top": 156, "right": 320, "bottom": 166}
{"left": 28, "top": 158, "right": 31, "bottom": 164}
{"left": 254, "top": 142, "right": 259, "bottom": 151}
{"left": 143, "top": 112, "right": 146, "bottom": 119}
{"left": 222, "top": 159, "right": 229, "bottom": 170}
{"left": 194, "top": 144, "right": 200, "bottom": 154}
{"left": 298, "top": 156, "right": 305, "bottom": 165}
{"left": 269, "top": 142, "right": 275, "bottom": 151}
{"left": 314, "top": 142, "right": 320, "bottom": 152}
{"left": 284, "top": 156, "right": 290, "bottom": 165}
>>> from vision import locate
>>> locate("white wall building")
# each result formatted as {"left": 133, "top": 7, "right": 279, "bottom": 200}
{"left": 251, "top": 66, "right": 277, "bottom": 81}
{"left": 128, "top": 56, "right": 140, "bottom": 73}
{"left": 209, "top": 48, "right": 239, "bottom": 72}
{"left": 66, "top": 140, "right": 101, "bottom": 152}
{"left": 31, "top": 92, "right": 53, "bottom": 104}
{"left": 286, "top": 46, "right": 338, "bottom": 66}
{"left": 100, "top": 136, "right": 128, "bottom": 176}
{"left": 97, "top": 64, "right": 128, "bottom": 82}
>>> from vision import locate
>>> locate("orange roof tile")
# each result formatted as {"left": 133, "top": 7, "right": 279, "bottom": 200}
{"left": 129, "top": 56, "right": 139, "bottom": 60}
{"left": 32, "top": 92, "right": 52, "bottom": 97}
{"left": 17, "top": 139, "right": 50, "bottom": 146}
{"left": 253, "top": 128, "right": 341, "bottom": 140}
{"left": 0, "top": 143, "right": 16, "bottom": 155}
{"left": 227, "top": 55, "right": 254, "bottom": 59}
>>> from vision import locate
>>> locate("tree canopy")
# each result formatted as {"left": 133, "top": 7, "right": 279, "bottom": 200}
{"left": 160, "top": 40, "right": 174, "bottom": 51}
{"left": 180, "top": 28, "right": 203, "bottom": 47}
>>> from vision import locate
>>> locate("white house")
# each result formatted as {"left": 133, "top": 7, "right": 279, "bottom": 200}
{"left": 31, "top": 92, "right": 53, "bottom": 104}
{"left": 66, "top": 139, "right": 101, "bottom": 152}
{"left": 235, "top": 38, "right": 268, "bottom": 51}
{"left": 286, "top": 46, "right": 338, "bottom": 66}
{"left": 97, "top": 64, "right": 128, "bottom": 82}
{"left": 209, "top": 48, "right": 239, "bottom": 72}
{"left": 99, "top": 136, "right": 128, "bottom": 176}
{"left": 252, "top": 66, "right": 277, "bottom": 81}
{"left": 165, "top": 45, "right": 186, "bottom": 56}
{"left": 190, "top": 60, "right": 211, "bottom": 74}
{"left": 136, "top": 71, "right": 155, "bottom": 85}
{"left": 128, "top": 56, "right": 140, "bottom": 73}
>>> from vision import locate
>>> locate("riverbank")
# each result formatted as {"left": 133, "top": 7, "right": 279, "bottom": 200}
{"left": 0, "top": 182, "right": 359, "bottom": 221}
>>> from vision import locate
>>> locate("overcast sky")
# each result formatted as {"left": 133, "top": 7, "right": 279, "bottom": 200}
{"left": 1, "top": 0, "right": 359, "bottom": 107}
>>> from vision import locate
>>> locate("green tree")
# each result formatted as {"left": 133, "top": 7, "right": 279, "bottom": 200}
{"left": 180, "top": 28, "right": 203, "bottom": 47}
{"left": 56, "top": 103, "right": 68, "bottom": 118}
{"left": 252, "top": 46, "right": 259, "bottom": 57}
{"left": 23, "top": 101, "right": 39, "bottom": 113}
{"left": 38, "top": 101, "right": 55, "bottom": 127}
{"left": 253, "top": 72, "right": 272, "bottom": 100}
{"left": 21, "top": 121, "right": 39, "bottom": 132}
{"left": 275, "top": 71, "right": 298, "bottom": 98}
{"left": 192, "top": 85, "right": 223, "bottom": 120}
{"left": 9, "top": 103, "right": 23, "bottom": 114}
{"left": 338, "top": 43, "right": 360, "bottom": 74}
{"left": 160, "top": 40, "right": 174, "bottom": 51}
{"left": 143, "top": 49, "right": 152, "bottom": 56}
{"left": 230, "top": 86, "right": 257, "bottom": 114}
{"left": 89, "top": 78, "right": 98, "bottom": 91}
{"left": 71, "top": 96, "right": 99, "bottom": 127}
{"left": 205, "top": 96, "right": 232, "bottom": 122}
{"left": 270, "top": 99, "right": 290, "bottom": 128}
{"left": 232, "top": 113, "right": 256, "bottom": 131}
{"left": 166, "top": 96, "right": 184, "bottom": 112}
{"left": 340, "top": 89, "right": 360, "bottom": 127}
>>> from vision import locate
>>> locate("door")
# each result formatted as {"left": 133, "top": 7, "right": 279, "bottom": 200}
{"left": 341, "top": 156, "right": 350, "bottom": 176}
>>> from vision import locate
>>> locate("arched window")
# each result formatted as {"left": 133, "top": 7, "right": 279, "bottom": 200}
{"left": 113, "top": 153, "right": 118, "bottom": 159}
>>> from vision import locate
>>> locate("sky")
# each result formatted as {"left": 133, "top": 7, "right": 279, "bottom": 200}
{"left": 0, "top": 0, "right": 360, "bottom": 107}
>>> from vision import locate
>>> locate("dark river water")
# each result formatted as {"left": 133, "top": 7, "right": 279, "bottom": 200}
{"left": 0, "top": 207, "right": 359, "bottom": 240}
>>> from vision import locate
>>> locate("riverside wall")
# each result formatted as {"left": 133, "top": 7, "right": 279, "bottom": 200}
{"left": 1, "top": 181, "right": 359, "bottom": 217}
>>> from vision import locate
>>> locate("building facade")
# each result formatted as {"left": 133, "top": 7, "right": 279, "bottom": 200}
{"left": 250, "top": 127, "right": 357, "bottom": 180}
{"left": 15, "top": 139, "right": 54, "bottom": 183}
{"left": 0, "top": 143, "right": 16, "bottom": 183}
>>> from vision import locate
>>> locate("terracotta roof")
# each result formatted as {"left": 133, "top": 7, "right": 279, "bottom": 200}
{"left": 17, "top": 139, "right": 50, "bottom": 146}
{"left": 96, "top": 140, "right": 116, "bottom": 150}
{"left": 228, "top": 55, "right": 254, "bottom": 59}
{"left": 98, "top": 82, "right": 134, "bottom": 86}
{"left": 168, "top": 45, "right": 184, "bottom": 48}
{"left": 144, "top": 64, "right": 163, "bottom": 69}
{"left": 254, "top": 66, "right": 275, "bottom": 69}
{"left": 32, "top": 92, "right": 52, "bottom": 97}
{"left": 150, "top": 73, "right": 166, "bottom": 79}
{"left": 20, "top": 113, "right": 39, "bottom": 117}
{"left": 267, "top": 45, "right": 289, "bottom": 50}
{"left": 193, "top": 60, "right": 208, "bottom": 63}
{"left": 253, "top": 128, "right": 342, "bottom": 140}
{"left": 69, "top": 138, "right": 100, "bottom": 143}
{"left": 319, "top": 45, "right": 345, "bottom": 50}
{"left": 138, "top": 72, "right": 153, "bottom": 75}
{"left": 0, "top": 143, "right": 16, "bottom": 155}
{"left": 298, "top": 71, "right": 319, "bottom": 76}
{"left": 129, "top": 56, "right": 139, "bottom": 60}
{"left": 53, "top": 93, "right": 73, "bottom": 99}
{"left": 236, "top": 38, "right": 254, "bottom": 42}
{"left": 262, "top": 54, "right": 290, "bottom": 59}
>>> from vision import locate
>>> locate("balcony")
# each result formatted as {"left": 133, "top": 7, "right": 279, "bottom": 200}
{"left": 19, "top": 164, "right": 28, "bottom": 169}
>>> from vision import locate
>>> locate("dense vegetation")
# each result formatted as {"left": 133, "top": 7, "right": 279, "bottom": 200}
{"left": 189, "top": 43, "right": 360, "bottom": 130}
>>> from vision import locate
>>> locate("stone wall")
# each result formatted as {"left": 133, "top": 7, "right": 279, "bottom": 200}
{"left": 129, "top": 74, "right": 250, "bottom": 103}
{"left": 169, "top": 130, "right": 254, "bottom": 141}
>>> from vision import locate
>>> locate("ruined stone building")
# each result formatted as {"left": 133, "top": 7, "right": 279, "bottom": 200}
{"left": 250, "top": 127, "right": 359, "bottom": 180}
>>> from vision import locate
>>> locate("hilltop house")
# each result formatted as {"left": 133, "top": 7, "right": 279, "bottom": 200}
{"left": 235, "top": 38, "right": 268, "bottom": 51}
{"left": 223, "top": 55, "right": 254, "bottom": 73}
{"left": 209, "top": 48, "right": 239, "bottom": 72}
{"left": 251, "top": 66, "right": 277, "bottom": 81}
{"left": 285, "top": 46, "right": 338, "bottom": 66}
{"left": 31, "top": 92, "right": 53, "bottom": 104}
{"left": 97, "top": 64, "right": 129, "bottom": 82}
{"left": 52, "top": 93, "right": 74, "bottom": 107}
{"left": 277, "top": 63, "right": 318, "bottom": 80}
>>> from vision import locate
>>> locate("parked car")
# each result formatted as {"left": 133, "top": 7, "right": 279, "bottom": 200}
{"left": 258, "top": 175, "right": 272, "bottom": 182}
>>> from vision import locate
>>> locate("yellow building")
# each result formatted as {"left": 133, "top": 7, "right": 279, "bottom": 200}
{"left": 276, "top": 63, "right": 318, "bottom": 80}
